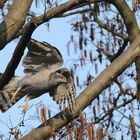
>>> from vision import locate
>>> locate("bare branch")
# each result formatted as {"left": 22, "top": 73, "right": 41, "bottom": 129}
{"left": 93, "top": 14, "right": 128, "bottom": 40}
{"left": 32, "top": 0, "right": 94, "bottom": 25}
{"left": 117, "top": 110, "right": 140, "bottom": 128}
{"left": 94, "top": 96, "right": 136, "bottom": 124}
{"left": 59, "top": 8, "right": 93, "bottom": 17}
{"left": 110, "top": 38, "right": 129, "bottom": 62}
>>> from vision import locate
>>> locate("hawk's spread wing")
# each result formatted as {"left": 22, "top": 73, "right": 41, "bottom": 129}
{"left": 22, "top": 39, "right": 63, "bottom": 75}
{"left": 49, "top": 68, "right": 76, "bottom": 110}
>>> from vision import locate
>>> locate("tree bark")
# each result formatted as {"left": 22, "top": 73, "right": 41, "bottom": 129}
{"left": 0, "top": 0, "right": 33, "bottom": 50}
{"left": 112, "top": 0, "right": 140, "bottom": 100}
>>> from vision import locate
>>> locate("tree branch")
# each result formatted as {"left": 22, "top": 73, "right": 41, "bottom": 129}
{"left": 0, "top": 0, "right": 33, "bottom": 50}
{"left": 21, "top": 35, "right": 140, "bottom": 140}
{"left": 111, "top": 0, "right": 140, "bottom": 41}
{"left": 58, "top": 8, "right": 93, "bottom": 17}
{"left": 93, "top": 15, "right": 128, "bottom": 40}
{"left": 117, "top": 110, "right": 140, "bottom": 128}
{"left": 110, "top": 38, "right": 129, "bottom": 62}
{"left": 32, "top": 0, "right": 93, "bottom": 25}
{"left": 111, "top": 0, "right": 140, "bottom": 101}
{"left": 0, "top": 22, "right": 36, "bottom": 90}
{"left": 0, "top": 0, "right": 7, "bottom": 9}
{"left": 94, "top": 96, "right": 136, "bottom": 124}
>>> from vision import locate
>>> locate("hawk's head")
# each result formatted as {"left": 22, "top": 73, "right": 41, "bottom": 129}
{"left": 49, "top": 72, "right": 67, "bottom": 85}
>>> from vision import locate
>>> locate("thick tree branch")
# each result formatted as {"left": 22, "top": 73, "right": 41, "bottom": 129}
{"left": 111, "top": 0, "right": 140, "bottom": 101}
{"left": 111, "top": 0, "right": 140, "bottom": 41}
{"left": 0, "top": 0, "right": 33, "bottom": 50}
{"left": 21, "top": 35, "right": 140, "bottom": 140}
{"left": 32, "top": 0, "right": 94, "bottom": 25}
{"left": 67, "top": 0, "right": 111, "bottom": 11}
{"left": 58, "top": 8, "right": 93, "bottom": 17}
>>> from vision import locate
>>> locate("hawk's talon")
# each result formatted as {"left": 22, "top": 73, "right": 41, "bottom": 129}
{"left": 22, "top": 97, "right": 29, "bottom": 113}
{"left": 22, "top": 103, "right": 28, "bottom": 113}
{"left": 11, "top": 87, "right": 21, "bottom": 101}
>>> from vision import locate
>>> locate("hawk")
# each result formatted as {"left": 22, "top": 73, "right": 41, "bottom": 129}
{"left": 0, "top": 39, "right": 75, "bottom": 112}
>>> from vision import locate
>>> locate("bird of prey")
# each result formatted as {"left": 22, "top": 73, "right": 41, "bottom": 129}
{"left": 0, "top": 39, "right": 75, "bottom": 112}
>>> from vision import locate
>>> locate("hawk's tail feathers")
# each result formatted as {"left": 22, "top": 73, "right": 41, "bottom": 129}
{"left": 0, "top": 90, "right": 15, "bottom": 112}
